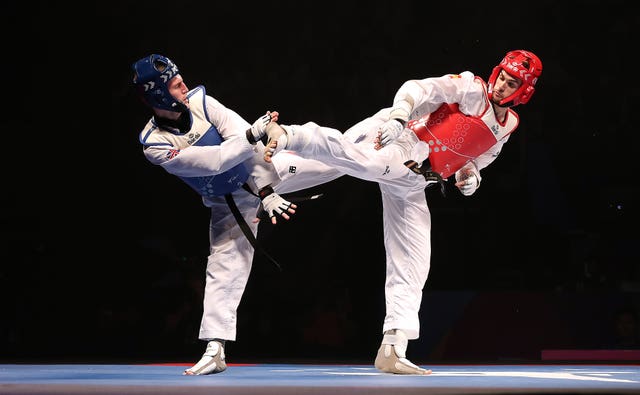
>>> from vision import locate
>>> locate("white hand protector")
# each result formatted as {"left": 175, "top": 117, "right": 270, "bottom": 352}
{"left": 258, "top": 186, "right": 296, "bottom": 224}
{"left": 455, "top": 170, "right": 479, "bottom": 196}
{"left": 247, "top": 111, "right": 278, "bottom": 144}
{"left": 378, "top": 119, "right": 405, "bottom": 147}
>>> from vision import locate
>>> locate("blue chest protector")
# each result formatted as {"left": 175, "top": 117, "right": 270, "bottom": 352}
{"left": 176, "top": 86, "right": 249, "bottom": 197}
{"left": 179, "top": 125, "right": 249, "bottom": 197}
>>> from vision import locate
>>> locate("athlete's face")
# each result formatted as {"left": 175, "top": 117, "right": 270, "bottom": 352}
{"left": 168, "top": 74, "right": 190, "bottom": 108}
{"left": 491, "top": 70, "right": 522, "bottom": 104}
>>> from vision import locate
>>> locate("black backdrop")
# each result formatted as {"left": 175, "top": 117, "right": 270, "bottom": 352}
{"left": 2, "top": 0, "right": 638, "bottom": 363}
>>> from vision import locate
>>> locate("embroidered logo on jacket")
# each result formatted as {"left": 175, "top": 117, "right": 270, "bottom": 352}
{"left": 187, "top": 133, "right": 201, "bottom": 145}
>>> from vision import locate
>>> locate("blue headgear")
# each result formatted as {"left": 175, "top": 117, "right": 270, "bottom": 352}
{"left": 132, "top": 54, "right": 187, "bottom": 112}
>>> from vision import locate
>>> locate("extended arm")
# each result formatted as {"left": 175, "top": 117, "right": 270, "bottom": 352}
{"left": 377, "top": 72, "right": 484, "bottom": 148}
{"left": 144, "top": 104, "right": 277, "bottom": 177}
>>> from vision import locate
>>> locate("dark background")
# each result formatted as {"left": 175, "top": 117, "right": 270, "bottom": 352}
{"left": 1, "top": 0, "right": 638, "bottom": 364}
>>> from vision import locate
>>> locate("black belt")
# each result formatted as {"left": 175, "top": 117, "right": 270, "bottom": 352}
{"left": 224, "top": 184, "right": 324, "bottom": 272}
{"left": 404, "top": 159, "right": 446, "bottom": 197}
{"left": 224, "top": 190, "right": 282, "bottom": 271}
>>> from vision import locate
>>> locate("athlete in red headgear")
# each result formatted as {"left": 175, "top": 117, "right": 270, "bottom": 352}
{"left": 382, "top": 49, "right": 543, "bottom": 183}
{"left": 262, "top": 50, "right": 542, "bottom": 375}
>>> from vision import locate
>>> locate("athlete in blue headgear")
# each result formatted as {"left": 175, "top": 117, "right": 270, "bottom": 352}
{"left": 132, "top": 54, "right": 342, "bottom": 375}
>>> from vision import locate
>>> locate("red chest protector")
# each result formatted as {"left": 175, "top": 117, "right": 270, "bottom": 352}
{"left": 408, "top": 103, "right": 517, "bottom": 178}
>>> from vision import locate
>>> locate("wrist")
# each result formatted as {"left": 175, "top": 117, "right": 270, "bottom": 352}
{"left": 393, "top": 118, "right": 407, "bottom": 127}
{"left": 389, "top": 97, "right": 413, "bottom": 123}
{"left": 258, "top": 185, "right": 274, "bottom": 199}
{"left": 246, "top": 128, "right": 258, "bottom": 144}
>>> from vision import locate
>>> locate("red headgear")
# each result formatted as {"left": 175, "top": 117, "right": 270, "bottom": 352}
{"left": 487, "top": 50, "right": 542, "bottom": 107}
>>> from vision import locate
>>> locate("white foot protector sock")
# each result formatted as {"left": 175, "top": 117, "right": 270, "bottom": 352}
{"left": 184, "top": 340, "right": 227, "bottom": 375}
{"left": 264, "top": 123, "right": 315, "bottom": 160}
{"left": 374, "top": 329, "right": 432, "bottom": 375}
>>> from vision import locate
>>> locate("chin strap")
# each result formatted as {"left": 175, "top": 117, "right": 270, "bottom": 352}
{"left": 404, "top": 160, "right": 446, "bottom": 197}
